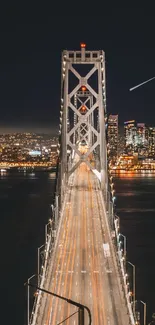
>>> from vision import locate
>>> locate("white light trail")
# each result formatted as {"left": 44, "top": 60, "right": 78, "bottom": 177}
{"left": 129, "top": 76, "right": 155, "bottom": 91}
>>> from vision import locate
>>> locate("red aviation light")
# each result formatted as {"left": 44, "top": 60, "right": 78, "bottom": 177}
{"left": 81, "top": 105, "right": 86, "bottom": 112}
{"left": 81, "top": 86, "right": 86, "bottom": 91}
{"left": 80, "top": 43, "right": 86, "bottom": 48}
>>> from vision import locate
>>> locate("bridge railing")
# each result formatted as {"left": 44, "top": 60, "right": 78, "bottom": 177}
{"left": 29, "top": 167, "right": 70, "bottom": 325}
{"left": 107, "top": 175, "right": 136, "bottom": 325}
{"left": 29, "top": 222, "right": 55, "bottom": 324}
{"left": 115, "top": 218, "right": 135, "bottom": 325}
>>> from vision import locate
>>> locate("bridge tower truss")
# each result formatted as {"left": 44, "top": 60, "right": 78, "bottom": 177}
{"left": 59, "top": 44, "right": 107, "bottom": 198}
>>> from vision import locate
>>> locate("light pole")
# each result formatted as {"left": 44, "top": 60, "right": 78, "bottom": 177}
{"left": 51, "top": 204, "right": 56, "bottom": 229}
{"left": 38, "top": 244, "right": 44, "bottom": 285}
{"left": 27, "top": 274, "right": 36, "bottom": 325}
{"left": 140, "top": 300, "right": 146, "bottom": 325}
{"left": 127, "top": 261, "right": 136, "bottom": 318}
{"left": 119, "top": 233, "right": 126, "bottom": 275}
{"left": 131, "top": 300, "right": 146, "bottom": 325}
{"left": 51, "top": 204, "right": 54, "bottom": 216}
{"left": 24, "top": 282, "right": 92, "bottom": 325}
{"left": 45, "top": 218, "right": 53, "bottom": 243}
{"left": 115, "top": 215, "right": 120, "bottom": 233}
{"left": 50, "top": 204, "right": 54, "bottom": 222}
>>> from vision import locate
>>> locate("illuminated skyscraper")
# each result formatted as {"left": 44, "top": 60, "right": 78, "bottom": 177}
{"left": 124, "top": 121, "right": 150, "bottom": 156}
{"left": 147, "top": 127, "right": 155, "bottom": 157}
{"left": 107, "top": 114, "right": 118, "bottom": 161}
{"left": 124, "top": 120, "right": 135, "bottom": 145}
{"left": 136, "top": 123, "right": 145, "bottom": 144}
{"left": 124, "top": 120, "right": 136, "bottom": 154}
{"left": 135, "top": 123, "right": 148, "bottom": 156}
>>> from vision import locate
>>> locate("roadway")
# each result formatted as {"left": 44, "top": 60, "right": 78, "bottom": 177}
{"left": 36, "top": 162, "right": 130, "bottom": 324}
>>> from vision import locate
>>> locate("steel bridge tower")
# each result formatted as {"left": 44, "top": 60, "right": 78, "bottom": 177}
{"left": 57, "top": 44, "right": 107, "bottom": 207}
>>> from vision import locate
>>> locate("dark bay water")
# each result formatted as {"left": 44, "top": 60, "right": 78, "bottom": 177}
{"left": 0, "top": 171, "right": 55, "bottom": 325}
{"left": 114, "top": 172, "right": 155, "bottom": 323}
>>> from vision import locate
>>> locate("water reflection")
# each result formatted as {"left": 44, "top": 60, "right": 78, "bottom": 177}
{"left": 49, "top": 172, "right": 56, "bottom": 179}
{"left": 112, "top": 170, "right": 155, "bottom": 178}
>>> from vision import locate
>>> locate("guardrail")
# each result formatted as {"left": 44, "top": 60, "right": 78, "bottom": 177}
{"left": 114, "top": 217, "right": 135, "bottom": 325}
{"left": 29, "top": 225, "right": 54, "bottom": 324}
{"left": 108, "top": 173, "right": 136, "bottom": 325}
{"left": 28, "top": 173, "right": 74, "bottom": 325}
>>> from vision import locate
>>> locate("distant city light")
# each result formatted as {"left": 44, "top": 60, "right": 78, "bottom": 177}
{"left": 124, "top": 120, "right": 135, "bottom": 125}
{"left": 29, "top": 150, "right": 41, "bottom": 156}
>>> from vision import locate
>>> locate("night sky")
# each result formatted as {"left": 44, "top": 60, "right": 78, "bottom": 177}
{"left": 1, "top": 7, "right": 155, "bottom": 133}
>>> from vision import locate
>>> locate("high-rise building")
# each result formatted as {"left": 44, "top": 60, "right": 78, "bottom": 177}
{"left": 136, "top": 123, "right": 146, "bottom": 145}
{"left": 124, "top": 120, "right": 136, "bottom": 154}
{"left": 147, "top": 127, "right": 155, "bottom": 157}
{"left": 124, "top": 121, "right": 155, "bottom": 157}
{"left": 107, "top": 114, "right": 118, "bottom": 161}
{"left": 135, "top": 123, "right": 149, "bottom": 156}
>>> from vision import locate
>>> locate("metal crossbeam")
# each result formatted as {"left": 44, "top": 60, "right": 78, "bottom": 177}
{"left": 59, "top": 45, "right": 107, "bottom": 193}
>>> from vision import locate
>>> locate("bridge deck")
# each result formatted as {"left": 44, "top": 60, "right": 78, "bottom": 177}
{"left": 37, "top": 163, "right": 129, "bottom": 324}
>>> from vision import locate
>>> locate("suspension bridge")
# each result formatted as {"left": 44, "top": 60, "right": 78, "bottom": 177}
{"left": 26, "top": 44, "right": 136, "bottom": 325}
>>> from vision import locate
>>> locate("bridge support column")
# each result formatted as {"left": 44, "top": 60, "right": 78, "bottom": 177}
{"left": 59, "top": 46, "right": 107, "bottom": 181}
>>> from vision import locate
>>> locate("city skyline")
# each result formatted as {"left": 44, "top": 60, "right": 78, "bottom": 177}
{"left": 0, "top": 124, "right": 58, "bottom": 135}
{"left": 0, "top": 115, "right": 154, "bottom": 135}
{"left": 1, "top": 8, "right": 155, "bottom": 324}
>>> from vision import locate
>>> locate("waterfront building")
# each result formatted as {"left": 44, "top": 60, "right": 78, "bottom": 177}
{"left": 147, "top": 127, "right": 155, "bottom": 157}
{"left": 107, "top": 114, "right": 118, "bottom": 162}
{"left": 135, "top": 123, "right": 147, "bottom": 156}
{"left": 124, "top": 120, "right": 136, "bottom": 154}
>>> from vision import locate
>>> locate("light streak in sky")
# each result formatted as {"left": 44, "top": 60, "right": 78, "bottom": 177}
{"left": 129, "top": 76, "right": 155, "bottom": 91}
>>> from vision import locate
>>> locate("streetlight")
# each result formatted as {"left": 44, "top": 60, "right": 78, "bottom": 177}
{"left": 131, "top": 300, "right": 146, "bottom": 325}
{"left": 27, "top": 274, "right": 36, "bottom": 325}
{"left": 51, "top": 204, "right": 57, "bottom": 229}
{"left": 38, "top": 244, "right": 44, "bottom": 285}
{"left": 140, "top": 300, "right": 146, "bottom": 325}
{"left": 51, "top": 204, "right": 54, "bottom": 215}
{"left": 119, "top": 233, "right": 126, "bottom": 273}
{"left": 127, "top": 261, "right": 136, "bottom": 318}
{"left": 114, "top": 215, "right": 120, "bottom": 232}
{"left": 24, "top": 282, "right": 92, "bottom": 325}
{"left": 45, "top": 218, "right": 53, "bottom": 243}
